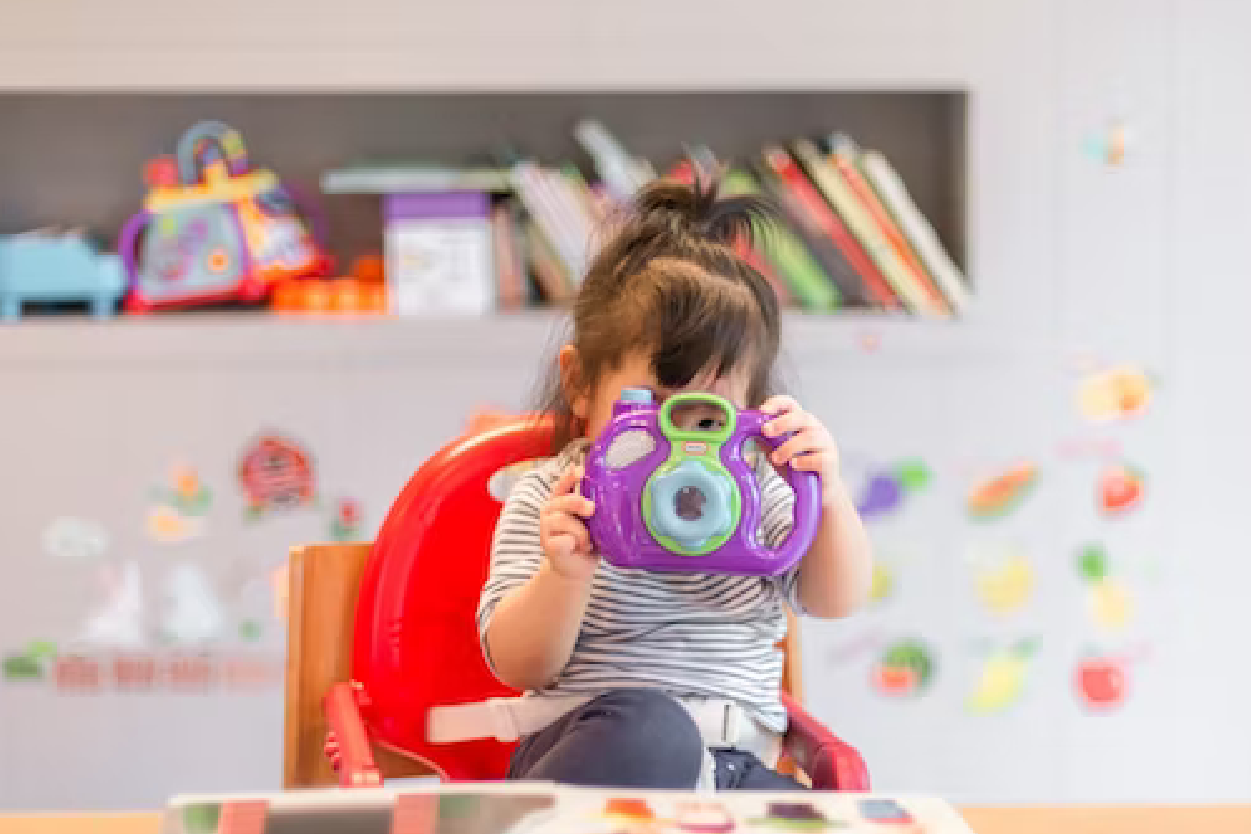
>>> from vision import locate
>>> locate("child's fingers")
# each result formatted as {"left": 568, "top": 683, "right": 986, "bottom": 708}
{"left": 770, "top": 427, "right": 825, "bottom": 466}
{"left": 547, "top": 492, "right": 596, "bottom": 518}
{"left": 763, "top": 409, "right": 812, "bottom": 438}
{"left": 759, "top": 395, "right": 800, "bottom": 416}
{"left": 551, "top": 464, "right": 583, "bottom": 497}
{"left": 546, "top": 515, "right": 592, "bottom": 555}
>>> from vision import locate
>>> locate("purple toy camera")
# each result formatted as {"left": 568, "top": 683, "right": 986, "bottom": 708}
{"left": 581, "top": 389, "right": 821, "bottom": 576}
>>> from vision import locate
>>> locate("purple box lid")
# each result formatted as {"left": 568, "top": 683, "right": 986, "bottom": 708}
{"left": 384, "top": 191, "right": 490, "bottom": 221}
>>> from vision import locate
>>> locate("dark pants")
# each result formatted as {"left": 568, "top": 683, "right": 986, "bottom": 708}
{"left": 506, "top": 689, "right": 806, "bottom": 791}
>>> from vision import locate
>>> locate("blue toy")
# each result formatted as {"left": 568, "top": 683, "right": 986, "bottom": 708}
{"left": 0, "top": 231, "right": 126, "bottom": 321}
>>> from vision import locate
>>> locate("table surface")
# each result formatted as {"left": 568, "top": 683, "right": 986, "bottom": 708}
{"left": 2, "top": 806, "right": 1250, "bottom": 834}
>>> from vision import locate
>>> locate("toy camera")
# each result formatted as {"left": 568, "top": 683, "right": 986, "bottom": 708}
{"left": 117, "top": 120, "right": 331, "bottom": 312}
{"left": 581, "top": 389, "right": 821, "bottom": 576}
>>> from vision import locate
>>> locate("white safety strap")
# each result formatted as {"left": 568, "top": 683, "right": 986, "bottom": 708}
{"left": 427, "top": 694, "right": 775, "bottom": 759}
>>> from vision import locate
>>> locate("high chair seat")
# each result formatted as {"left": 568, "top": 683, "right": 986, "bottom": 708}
{"left": 284, "top": 416, "right": 869, "bottom": 791}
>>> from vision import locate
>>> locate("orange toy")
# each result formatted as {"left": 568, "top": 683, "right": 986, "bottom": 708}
{"left": 272, "top": 277, "right": 386, "bottom": 315}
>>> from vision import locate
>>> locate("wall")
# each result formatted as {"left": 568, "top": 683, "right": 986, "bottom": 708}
{"left": 1, "top": 0, "right": 1249, "bottom": 810}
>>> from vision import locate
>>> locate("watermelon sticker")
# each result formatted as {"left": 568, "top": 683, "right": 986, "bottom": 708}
{"left": 966, "top": 463, "right": 1038, "bottom": 521}
{"left": 871, "top": 638, "right": 936, "bottom": 697}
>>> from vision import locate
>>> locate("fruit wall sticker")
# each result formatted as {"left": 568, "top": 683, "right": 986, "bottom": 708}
{"left": 146, "top": 463, "right": 211, "bottom": 543}
{"left": 871, "top": 638, "right": 936, "bottom": 698}
{"left": 856, "top": 458, "right": 931, "bottom": 520}
{"left": 42, "top": 516, "right": 109, "bottom": 565}
{"left": 1082, "top": 120, "right": 1133, "bottom": 166}
{"left": 965, "top": 638, "right": 1038, "bottom": 715}
{"left": 238, "top": 432, "right": 317, "bottom": 519}
{"left": 966, "top": 543, "right": 1034, "bottom": 616}
{"left": 1097, "top": 462, "right": 1145, "bottom": 516}
{"left": 869, "top": 562, "right": 894, "bottom": 604}
{"left": 329, "top": 497, "right": 363, "bottom": 541}
{"left": 966, "top": 463, "right": 1038, "bottom": 521}
{"left": 3, "top": 641, "right": 57, "bottom": 682}
{"left": 1078, "top": 543, "right": 1134, "bottom": 631}
{"left": 1077, "top": 365, "right": 1153, "bottom": 423}
{"left": 1075, "top": 643, "right": 1150, "bottom": 713}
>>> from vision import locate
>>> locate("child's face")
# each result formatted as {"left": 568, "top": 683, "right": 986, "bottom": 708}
{"left": 571, "top": 348, "right": 752, "bottom": 443}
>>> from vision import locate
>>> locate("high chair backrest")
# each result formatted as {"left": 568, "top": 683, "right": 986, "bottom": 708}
{"left": 350, "top": 418, "right": 555, "bottom": 781}
{"left": 284, "top": 416, "right": 806, "bottom": 788}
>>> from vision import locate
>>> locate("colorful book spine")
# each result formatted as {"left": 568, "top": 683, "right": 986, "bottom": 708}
{"left": 759, "top": 147, "right": 900, "bottom": 310}
{"left": 827, "top": 135, "right": 950, "bottom": 315}
{"left": 491, "top": 203, "right": 527, "bottom": 311}
{"left": 511, "top": 162, "right": 596, "bottom": 284}
{"left": 721, "top": 167, "right": 841, "bottom": 311}
{"left": 792, "top": 140, "right": 940, "bottom": 316}
{"left": 668, "top": 158, "right": 795, "bottom": 308}
{"left": 522, "top": 219, "right": 572, "bottom": 304}
{"left": 859, "top": 149, "right": 970, "bottom": 314}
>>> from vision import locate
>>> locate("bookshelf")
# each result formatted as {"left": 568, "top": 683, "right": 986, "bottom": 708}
{"left": 0, "top": 91, "right": 967, "bottom": 315}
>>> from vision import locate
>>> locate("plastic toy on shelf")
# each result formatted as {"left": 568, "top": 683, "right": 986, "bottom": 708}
{"left": 117, "top": 120, "right": 332, "bottom": 312}
{"left": 271, "top": 255, "right": 387, "bottom": 315}
{"left": 0, "top": 229, "right": 126, "bottom": 321}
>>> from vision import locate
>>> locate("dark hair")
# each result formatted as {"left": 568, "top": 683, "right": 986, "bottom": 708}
{"left": 537, "top": 173, "right": 784, "bottom": 451}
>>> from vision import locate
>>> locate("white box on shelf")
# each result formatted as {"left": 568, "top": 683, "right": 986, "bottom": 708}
{"left": 384, "top": 191, "right": 496, "bottom": 316}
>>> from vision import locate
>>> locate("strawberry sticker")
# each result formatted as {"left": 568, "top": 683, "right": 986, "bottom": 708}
{"left": 1098, "top": 463, "right": 1145, "bottom": 516}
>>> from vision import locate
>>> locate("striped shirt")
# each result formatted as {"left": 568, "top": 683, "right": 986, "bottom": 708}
{"left": 477, "top": 439, "right": 803, "bottom": 733}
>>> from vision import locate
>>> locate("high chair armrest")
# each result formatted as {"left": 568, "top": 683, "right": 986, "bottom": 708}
{"left": 781, "top": 692, "right": 869, "bottom": 791}
{"left": 324, "top": 681, "right": 383, "bottom": 787}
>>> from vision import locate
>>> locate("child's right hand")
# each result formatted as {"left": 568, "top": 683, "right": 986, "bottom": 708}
{"left": 539, "top": 464, "right": 598, "bottom": 582}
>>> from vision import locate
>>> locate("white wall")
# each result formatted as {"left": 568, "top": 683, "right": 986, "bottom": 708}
{"left": 1, "top": 0, "right": 1250, "bottom": 810}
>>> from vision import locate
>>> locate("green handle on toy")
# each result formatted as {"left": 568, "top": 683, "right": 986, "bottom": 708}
{"left": 658, "top": 393, "right": 736, "bottom": 443}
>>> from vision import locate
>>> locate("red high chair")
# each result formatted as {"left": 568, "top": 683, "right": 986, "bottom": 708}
{"left": 282, "top": 417, "right": 868, "bottom": 791}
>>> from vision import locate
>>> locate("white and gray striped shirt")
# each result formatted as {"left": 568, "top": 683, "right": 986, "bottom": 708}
{"left": 477, "top": 440, "right": 803, "bottom": 733}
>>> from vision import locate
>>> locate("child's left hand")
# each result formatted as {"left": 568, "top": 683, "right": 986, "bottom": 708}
{"left": 760, "top": 395, "right": 841, "bottom": 504}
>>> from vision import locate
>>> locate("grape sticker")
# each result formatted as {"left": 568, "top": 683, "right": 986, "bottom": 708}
{"left": 854, "top": 458, "right": 931, "bottom": 520}
{"left": 1078, "top": 543, "right": 1135, "bottom": 631}
{"left": 871, "top": 638, "right": 936, "bottom": 698}
{"left": 965, "top": 638, "right": 1038, "bottom": 715}
{"left": 238, "top": 433, "right": 317, "bottom": 519}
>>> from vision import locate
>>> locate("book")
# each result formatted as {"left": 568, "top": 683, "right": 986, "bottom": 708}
{"left": 575, "top": 120, "right": 656, "bottom": 203}
{"left": 791, "top": 140, "right": 941, "bottom": 316}
{"left": 522, "top": 218, "right": 573, "bottom": 305}
{"left": 720, "top": 167, "right": 841, "bottom": 311}
{"left": 322, "top": 164, "right": 512, "bottom": 195}
{"left": 667, "top": 158, "right": 795, "bottom": 308}
{"left": 826, "top": 135, "right": 951, "bottom": 315}
{"left": 511, "top": 162, "right": 597, "bottom": 284}
{"left": 162, "top": 785, "right": 979, "bottom": 834}
{"left": 491, "top": 202, "right": 528, "bottom": 311}
{"left": 859, "top": 148, "right": 971, "bottom": 314}
{"left": 756, "top": 147, "right": 897, "bottom": 310}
